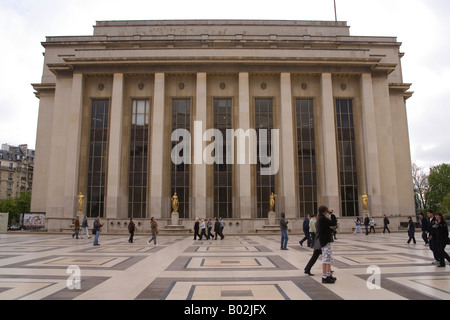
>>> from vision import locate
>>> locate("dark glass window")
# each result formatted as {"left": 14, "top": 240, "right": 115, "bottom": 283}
{"left": 171, "top": 99, "right": 190, "bottom": 218}
{"left": 336, "top": 99, "right": 359, "bottom": 216}
{"left": 296, "top": 99, "right": 317, "bottom": 217}
{"left": 87, "top": 99, "right": 109, "bottom": 218}
{"left": 128, "top": 100, "right": 150, "bottom": 218}
{"left": 255, "top": 98, "right": 275, "bottom": 218}
{"left": 214, "top": 99, "right": 232, "bottom": 218}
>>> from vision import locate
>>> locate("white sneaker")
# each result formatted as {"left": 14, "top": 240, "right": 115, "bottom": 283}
{"left": 432, "top": 260, "right": 439, "bottom": 265}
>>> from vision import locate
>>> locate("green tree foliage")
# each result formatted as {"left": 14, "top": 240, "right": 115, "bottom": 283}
{"left": 0, "top": 191, "right": 31, "bottom": 223}
{"left": 426, "top": 163, "right": 450, "bottom": 212}
{"left": 440, "top": 192, "right": 450, "bottom": 214}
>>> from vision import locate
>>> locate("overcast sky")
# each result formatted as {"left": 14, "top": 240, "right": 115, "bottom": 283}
{"left": 0, "top": 0, "right": 449, "bottom": 171}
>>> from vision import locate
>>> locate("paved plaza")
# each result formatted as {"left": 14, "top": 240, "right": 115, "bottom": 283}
{"left": 0, "top": 231, "right": 448, "bottom": 300}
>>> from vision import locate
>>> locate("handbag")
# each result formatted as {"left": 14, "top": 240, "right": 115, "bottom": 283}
{"left": 313, "top": 237, "right": 321, "bottom": 250}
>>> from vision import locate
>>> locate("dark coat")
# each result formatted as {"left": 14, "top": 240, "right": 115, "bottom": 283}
{"left": 420, "top": 217, "right": 429, "bottom": 232}
{"left": 214, "top": 221, "right": 221, "bottom": 233}
{"left": 408, "top": 220, "right": 415, "bottom": 237}
{"left": 434, "top": 220, "right": 449, "bottom": 244}
{"left": 317, "top": 213, "right": 337, "bottom": 248}
{"left": 128, "top": 221, "right": 136, "bottom": 233}
{"left": 302, "top": 218, "right": 310, "bottom": 233}
{"left": 280, "top": 212, "right": 288, "bottom": 230}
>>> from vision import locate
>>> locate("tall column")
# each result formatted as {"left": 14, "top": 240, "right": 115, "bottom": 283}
{"left": 64, "top": 73, "right": 84, "bottom": 217}
{"left": 192, "top": 72, "right": 208, "bottom": 218}
{"left": 149, "top": 73, "right": 165, "bottom": 219}
{"left": 106, "top": 73, "right": 124, "bottom": 219}
{"left": 237, "top": 72, "right": 253, "bottom": 219}
{"left": 320, "top": 73, "right": 340, "bottom": 215}
{"left": 360, "top": 73, "right": 382, "bottom": 215}
{"left": 279, "top": 73, "right": 298, "bottom": 218}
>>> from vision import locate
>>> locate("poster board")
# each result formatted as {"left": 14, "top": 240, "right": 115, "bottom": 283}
{"left": 0, "top": 213, "right": 8, "bottom": 233}
{"left": 23, "top": 213, "right": 46, "bottom": 230}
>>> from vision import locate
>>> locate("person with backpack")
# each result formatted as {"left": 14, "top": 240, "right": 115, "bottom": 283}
{"left": 93, "top": 217, "right": 104, "bottom": 246}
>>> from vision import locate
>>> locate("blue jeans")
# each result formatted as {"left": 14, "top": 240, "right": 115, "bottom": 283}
{"left": 93, "top": 231, "right": 100, "bottom": 245}
{"left": 281, "top": 229, "right": 288, "bottom": 249}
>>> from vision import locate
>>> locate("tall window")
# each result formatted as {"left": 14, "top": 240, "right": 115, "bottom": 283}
{"left": 336, "top": 99, "right": 359, "bottom": 216}
{"left": 214, "top": 98, "right": 232, "bottom": 218}
{"left": 255, "top": 98, "right": 275, "bottom": 218}
{"left": 171, "top": 99, "right": 191, "bottom": 218}
{"left": 87, "top": 99, "right": 109, "bottom": 218}
{"left": 128, "top": 100, "right": 150, "bottom": 218}
{"left": 296, "top": 99, "right": 317, "bottom": 217}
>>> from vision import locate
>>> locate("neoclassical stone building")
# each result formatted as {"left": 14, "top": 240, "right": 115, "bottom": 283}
{"left": 31, "top": 20, "right": 414, "bottom": 233}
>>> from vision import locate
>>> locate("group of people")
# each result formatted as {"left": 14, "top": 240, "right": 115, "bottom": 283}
{"left": 418, "top": 210, "right": 449, "bottom": 267}
{"left": 72, "top": 216, "right": 159, "bottom": 246}
{"left": 282, "top": 207, "right": 450, "bottom": 284}
{"left": 193, "top": 217, "right": 225, "bottom": 240}
{"left": 71, "top": 215, "right": 104, "bottom": 246}
{"left": 353, "top": 214, "right": 391, "bottom": 235}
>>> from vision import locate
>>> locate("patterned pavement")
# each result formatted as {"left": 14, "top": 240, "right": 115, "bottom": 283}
{"left": 0, "top": 231, "right": 448, "bottom": 300}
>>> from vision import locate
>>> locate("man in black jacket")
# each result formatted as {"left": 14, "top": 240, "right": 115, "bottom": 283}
{"left": 427, "top": 209, "right": 439, "bottom": 264}
{"left": 419, "top": 212, "right": 429, "bottom": 246}
{"left": 316, "top": 205, "right": 337, "bottom": 284}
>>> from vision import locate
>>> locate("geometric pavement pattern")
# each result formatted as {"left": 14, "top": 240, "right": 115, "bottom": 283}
{"left": 0, "top": 232, "right": 448, "bottom": 300}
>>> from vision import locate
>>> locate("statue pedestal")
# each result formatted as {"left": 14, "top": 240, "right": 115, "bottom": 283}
{"left": 268, "top": 211, "right": 276, "bottom": 225}
{"left": 171, "top": 212, "right": 179, "bottom": 226}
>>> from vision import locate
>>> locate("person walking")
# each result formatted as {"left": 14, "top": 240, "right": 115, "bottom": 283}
{"left": 72, "top": 216, "right": 80, "bottom": 239}
{"left": 369, "top": 216, "right": 376, "bottom": 234}
{"left": 364, "top": 214, "right": 370, "bottom": 236}
{"left": 207, "top": 218, "right": 213, "bottom": 239}
{"left": 128, "top": 218, "right": 136, "bottom": 243}
{"left": 317, "top": 206, "right": 337, "bottom": 284}
{"left": 280, "top": 212, "right": 289, "bottom": 250}
{"left": 148, "top": 217, "right": 158, "bottom": 245}
{"left": 309, "top": 213, "right": 317, "bottom": 248}
{"left": 419, "top": 212, "right": 429, "bottom": 246}
{"left": 199, "top": 219, "right": 208, "bottom": 240}
{"left": 214, "top": 217, "right": 223, "bottom": 240}
{"left": 383, "top": 214, "right": 391, "bottom": 234}
{"left": 434, "top": 212, "right": 450, "bottom": 267}
{"left": 80, "top": 216, "right": 90, "bottom": 239}
{"left": 92, "top": 217, "right": 104, "bottom": 246}
{"left": 427, "top": 209, "right": 440, "bottom": 265}
{"left": 220, "top": 217, "right": 225, "bottom": 239}
{"left": 353, "top": 217, "right": 363, "bottom": 235}
{"left": 299, "top": 215, "right": 311, "bottom": 247}
{"left": 407, "top": 216, "right": 416, "bottom": 244}
{"left": 304, "top": 234, "right": 322, "bottom": 276}
{"left": 193, "top": 218, "right": 200, "bottom": 240}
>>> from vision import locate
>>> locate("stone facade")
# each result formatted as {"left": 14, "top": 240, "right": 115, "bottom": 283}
{"left": 31, "top": 20, "right": 414, "bottom": 233}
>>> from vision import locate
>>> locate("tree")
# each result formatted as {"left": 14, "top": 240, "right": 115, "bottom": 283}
{"left": 412, "top": 163, "right": 429, "bottom": 211}
{"left": 440, "top": 192, "right": 450, "bottom": 214}
{"left": 426, "top": 163, "right": 450, "bottom": 212}
{"left": 0, "top": 191, "right": 31, "bottom": 224}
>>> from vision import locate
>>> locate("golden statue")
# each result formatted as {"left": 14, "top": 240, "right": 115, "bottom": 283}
{"left": 362, "top": 192, "right": 368, "bottom": 211}
{"left": 171, "top": 192, "right": 179, "bottom": 213}
{"left": 77, "top": 192, "right": 85, "bottom": 212}
{"left": 269, "top": 192, "right": 277, "bottom": 211}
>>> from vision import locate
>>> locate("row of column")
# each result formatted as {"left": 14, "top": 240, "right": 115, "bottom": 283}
{"left": 61, "top": 72, "right": 382, "bottom": 219}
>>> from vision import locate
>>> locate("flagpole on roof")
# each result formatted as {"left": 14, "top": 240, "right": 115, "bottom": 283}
{"left": 334, "top": 0, "right": 338, "bottom": 21}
